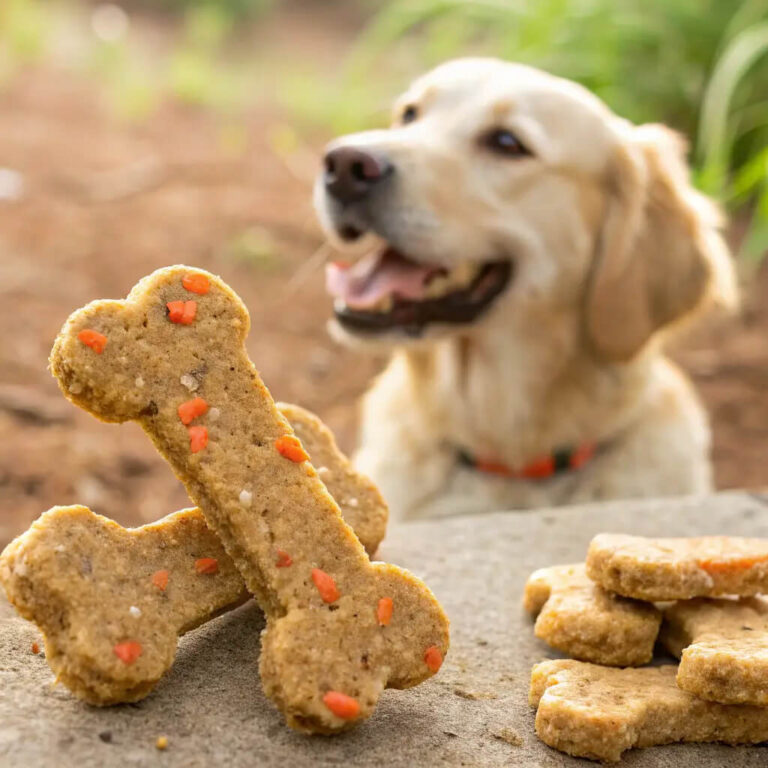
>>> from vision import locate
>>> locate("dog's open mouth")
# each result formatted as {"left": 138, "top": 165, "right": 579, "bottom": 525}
{"left": 325, "top": 248, "right": 512, "bottom": 335}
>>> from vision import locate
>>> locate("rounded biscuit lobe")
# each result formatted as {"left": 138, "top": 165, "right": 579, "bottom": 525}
{"left": 661, "top": 596, "right": 768, "bottom": 706}
{"left": 530, "top": 659, "right": 768, "bottom": 762}
{"left": 48, "top": 265, "right": 449, "bottom": 732}
{"left": 523, "top": 563, "right": 660, "bottom": 666}
{"left": 586, "top": 533, "right": 768, "bottom": 601}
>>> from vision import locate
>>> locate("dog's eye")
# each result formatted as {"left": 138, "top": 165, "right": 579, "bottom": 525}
{"left": 401, "top": 105, "right": 418, "bottom": 124}
{"left": 482, "top": 128, "right": 529, "bottom": 157}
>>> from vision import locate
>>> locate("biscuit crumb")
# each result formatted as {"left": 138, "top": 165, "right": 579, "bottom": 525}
{"left": 155, "top": 735, "right": 168, "bottom": 750}
{"left": 208, "top": 407, "right": 221, "bottom": 422}
{"left": 492, "top": 727, "right": 522, "bottom": 747}
{"left": 348, "top": 497, "right": 359, "bottom": 508}
{"left": 454, "top": 688, "right": 498, "bottom": 700}
{"left": 239, "top": 489, "right": 252, "bottom": 507}
{"left": 98, "top": 731, "right": 113, "bottom": 744}
{"left": 180, "top": 373, "right": 199, "bottom": 392}
{"left": 128, "top": 605, "right": 141, "bottom": 618}
{"left": 31, "top": 641, "right": 40, "bottom": 654}
{"left": 135, "top": 376, "right": 144, "bottom": 388}
{"left": 68, "top": 381, "right": 83, "bottom": 395}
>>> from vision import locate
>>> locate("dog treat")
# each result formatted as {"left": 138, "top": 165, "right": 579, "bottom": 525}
{"left": 530, "top": 659, "right": 768, "bottom": 763}
{"left": 523, "top": 563, "right": 660, "bottom": 666}
{"left": 660, "top": 597, "right": 768, "bottom": 706}
{"left": 1, "top": 505, "right": 247, "bottom": 704}
{"left": 586, "top": 533, "right": 768, "bottom": 600}
{"left": 49, "top": 265, "right": 449, "bottom": 733}
{"left": 0, "top": 403, "right": 387, "bottom": 706}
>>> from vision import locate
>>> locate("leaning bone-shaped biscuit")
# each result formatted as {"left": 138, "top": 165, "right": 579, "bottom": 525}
{"left": 0, "top": 403, "right": 387, "bottom": 706}
{"left": 660, "top": 596, "right": 768, "bottom": 706}
{"left": 50, "top": 265, "right": 449, "bottom": 732}
{"left": 530, "top": 659, "right": 768, "bottom": 763}
{"left": 586, "top": 533, "right": 768, "bottom": 600}
{"left": 523, "top": 564, "right": 660, "bottom": 666}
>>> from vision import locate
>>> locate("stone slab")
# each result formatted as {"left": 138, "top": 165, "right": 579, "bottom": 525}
{"left": 2, "top": 491, "right": 768, "bottom": 767}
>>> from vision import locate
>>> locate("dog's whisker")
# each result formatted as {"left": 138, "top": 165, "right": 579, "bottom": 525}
{"left": 278, "top": 242, "right": 333, "bottom": 302}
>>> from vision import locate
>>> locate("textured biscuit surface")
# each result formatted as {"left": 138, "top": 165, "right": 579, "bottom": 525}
{"left": 530, "top": 659, "right": 768, "bottom": 763}
{"left": 586, "top": 533, "right": 768, "bottom": 600}
{"left": 661, "top": 597, "right": 768, "bottom": 706}
{"left": 0, "top": 404, "right": 387, "bottom": 706}
{"left": 49, "top": 265, "right": 449, "bottom": 732}
{"left": 523, "top": 563, "right": 660, "bottom": 666}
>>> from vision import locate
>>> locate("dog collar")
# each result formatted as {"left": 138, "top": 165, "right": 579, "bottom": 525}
{"left": 457, "top": 443, "right": 596, "bottom": 480}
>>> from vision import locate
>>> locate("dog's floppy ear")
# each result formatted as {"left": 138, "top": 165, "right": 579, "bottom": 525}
{"left": 585, "top": 124, "right": 737, "bottom": 362}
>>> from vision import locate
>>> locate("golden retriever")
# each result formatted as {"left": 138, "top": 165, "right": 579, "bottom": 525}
{"left": 314, "top": 58, "right": 736, "bottom": 519}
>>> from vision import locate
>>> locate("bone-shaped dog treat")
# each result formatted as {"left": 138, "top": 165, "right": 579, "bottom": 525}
{"left": 586, "top": 533, "right": 768, "bottom": 601}
{"left": 50, "top": 266, "right": 449, "bottom": 732}
{"left": 0, "top": 404, "right": 387, "bottom": 706}
{"left": 523, "top": 564, "right": 660, "bottom": 666}
{"left": 660, "top": 597, "right": 768, "bottom": 706}
{"left": 1, "top": 505, "right": 247, "bottom": 704}
{"left": 530, "top": 659, "right": 768, "bottom": 763}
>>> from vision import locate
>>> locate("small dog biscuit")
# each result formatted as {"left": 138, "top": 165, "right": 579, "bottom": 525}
{"left": 523, "top": 563, "right": 660, "bottom": 666}
{"left": 49, "top": 265, "right": 450, "bottom": 733}
{"left": 0, "top": 404, "right": 386, "bottom": 705}
{"left": 586, "top": 533, "right": 768, "bottom": 600}
{"left": 661, "top": 597, "right": 768, "bottom": 706}
{"left": 530, "top": 659, "right": 768, "bottom": 763}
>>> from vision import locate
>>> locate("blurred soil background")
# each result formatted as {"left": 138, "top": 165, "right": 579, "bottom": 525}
{"left": 0, "top": 0, "right": 767, "bottom": 545}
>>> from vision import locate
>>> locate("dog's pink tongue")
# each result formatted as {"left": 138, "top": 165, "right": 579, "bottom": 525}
{"left": 325, "top": 250, "right": 437, "bottom": 309}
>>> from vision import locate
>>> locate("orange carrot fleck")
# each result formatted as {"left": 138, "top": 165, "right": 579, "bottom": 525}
{"left": 113, "top": 640, "right": 142, "bottom": 664}
{"left": 188, "top": 425, "right": 208, "bottom": 453}
{"left": 195, "top": 557, "right": 218, "bottom": 575}
{"left": 31, "top": 642, "right": 40, "bottom": 654}
{"left": 322, "top": 691, "right": 360, "bottom": 720}
{"left": 276, "top": 549, "right": 293, "bottom": 568}
{"left": 275, "top": 435, "right": 309, "bottom": 463}
{"left": 311, "top": 568, "right": 340, "bottom": 603}
{"left": 152, "top": 570, "right": 169, "bottom": 590}
{"left": 167, "top": 300, "right": 197, "bottom": 325}
{"left": 182, "top": 273, "right": 210, "bottom": 295}
{"left": 424, "top": 645, "right": 443, "bottom": 673}
{"left": 178, "top": 397, "right": 208, "bottom": 425}
{"left": 698, "top": 554, "right": 768, "bottom": 575}
{"left": 77, "top": 329, "right": 107, "bottom": 354}
{"left": 377, "top": 597, "right": 394, "bottom": 627}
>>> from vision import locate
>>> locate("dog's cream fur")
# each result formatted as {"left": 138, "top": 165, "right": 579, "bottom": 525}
{"left": 316, "top": 59, "right": 737, "bottom": 519}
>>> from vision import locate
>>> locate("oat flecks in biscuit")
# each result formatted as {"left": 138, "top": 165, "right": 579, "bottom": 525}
{"left": 586, "top": 533, "right": 768, "bottom": 601}
{"left": 0, "top": 505, "right": 247, "bottom": 705}
{"left": 0, "top": 403, "right": 386, "bottom": 706}
{"left": 530, "top": 659, "right": 768, "bottom": 763}
{"left": 49, "top": 265, "right": 449, "bottom": 733}
{"left": 523, "top": 563, "right": 660, "bottom": 666}
{"left": 661, "top": 596, "right": 768, "bottom": 706}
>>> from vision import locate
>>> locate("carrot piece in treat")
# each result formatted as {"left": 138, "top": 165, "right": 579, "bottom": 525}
{"left": 276, "top": 549, "right": 293, "bottom": 568}
{"left": 311, "top": 568, "right": 340, "bottom": 603}
{"left": 77, "top": 329, "right": 107, "bottom": 354}
{"left": 188, "top": 425, "right": 208, "bottom": 453}
{"left": 377, "top": 597, "right": 394, "bottom": 627}
{"left": 274, "top": 435, "right": 309, "bottom": 463}
{"left": 424, "top": 645, "right": 443, "bottom": 673}
{"left": 194, "top": 557, "right": 218, "bottom": 575}
{"left": 113, "top": 641, "right": 142, "bottom": 664}
{"left": 182, "top": 273, "right": 210, "bottom": 295}
{"left": 152, "top": 570, "right": 169, "bottom": 590}
{"left": 167, "top": 300, "right": 197, "bottom": 325}
{"left": 178, "top": 397, "right": 208, "bottom": 425}
{"left": 698, "top": 554, "right": 768, "bottom": 575}
{"left": 322, "top": 691, "right": 360, "bottom": 720}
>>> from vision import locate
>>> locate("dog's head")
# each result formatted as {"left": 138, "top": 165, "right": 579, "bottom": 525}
{"left": 315, "top": 58, "right": 735, "bottom": 359}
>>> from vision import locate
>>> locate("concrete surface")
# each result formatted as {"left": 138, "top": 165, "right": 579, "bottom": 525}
{"left": 2, "top": 491, "right": 768, "bottom": 767}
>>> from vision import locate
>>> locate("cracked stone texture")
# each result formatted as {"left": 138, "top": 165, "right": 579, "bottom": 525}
{"left": 2, "top": 491, "right": 768, "bottom": 767}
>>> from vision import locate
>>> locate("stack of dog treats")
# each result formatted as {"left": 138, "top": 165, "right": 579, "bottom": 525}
{"left": 0, "top": 266, "right": 450, "bottom": 735}
{"left": 524, "top": 533, "right": 768, "bottom": 762}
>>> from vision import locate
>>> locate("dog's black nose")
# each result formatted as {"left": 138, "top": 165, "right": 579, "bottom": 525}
{"left": 324, "top": 147, "right": 391, "bottom": 204}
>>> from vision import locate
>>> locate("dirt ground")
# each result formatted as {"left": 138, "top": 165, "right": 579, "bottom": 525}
{"left": 1, "top": 10, "right": 767, "bottom": 547}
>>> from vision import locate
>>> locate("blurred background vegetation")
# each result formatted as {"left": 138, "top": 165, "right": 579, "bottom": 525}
{"left": 1, "top": 0, "right": 767, "bottom": 259}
